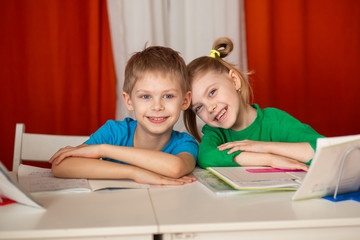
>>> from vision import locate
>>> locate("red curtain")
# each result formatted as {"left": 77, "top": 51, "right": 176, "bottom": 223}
{"left": 245, "top": 0, "right": 360, "bottom": 137}
{"left": 0, "top": 0, "right": 116, "bottom": 170}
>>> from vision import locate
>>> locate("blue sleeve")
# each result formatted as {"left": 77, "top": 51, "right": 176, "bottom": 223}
{"left": 84, "top": 119, "right": 132, "bottom": 146}
{"left": 170, "top": 132, "right": 199, "bottom": 161}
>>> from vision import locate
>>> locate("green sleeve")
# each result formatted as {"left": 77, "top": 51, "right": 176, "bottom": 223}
{"left": 198, "top": 126, "right": 240, "bottom": 168}
{"left": 276, "top": 110, "right": 325, "bottom": 165}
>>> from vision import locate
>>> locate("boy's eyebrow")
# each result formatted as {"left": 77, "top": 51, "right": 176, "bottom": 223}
{"left": 134, "top": 88, "right": 180, "bottom": 93}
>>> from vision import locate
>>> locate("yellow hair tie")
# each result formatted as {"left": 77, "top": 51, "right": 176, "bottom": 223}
{"left": 209, "top": 50, "right": 220, "bottom": 58}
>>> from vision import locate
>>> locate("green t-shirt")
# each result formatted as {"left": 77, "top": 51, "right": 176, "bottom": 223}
{"left": 198, "top": 104, "right": 325, "bottom": 168}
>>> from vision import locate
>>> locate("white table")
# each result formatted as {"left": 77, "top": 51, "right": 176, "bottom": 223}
{"left": 0, "top": 189, "right": 157, "bottom": 240}
{"left": 2, "top": 179, "right": 360, "bottom": 240}
{"left": 149, "top": 181, "right": 360, "bottom": 240}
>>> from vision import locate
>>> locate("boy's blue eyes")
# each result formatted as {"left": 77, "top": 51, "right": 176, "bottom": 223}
{"left": 210, "top": 89, "right": 216, "bottom": 96}
{"left": 140, "top": 94, "right": 174, "bottom": 99}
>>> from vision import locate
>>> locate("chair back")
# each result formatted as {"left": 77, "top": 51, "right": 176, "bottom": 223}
{"left": 13, "top": 123, "right": 89, "bottom": 171}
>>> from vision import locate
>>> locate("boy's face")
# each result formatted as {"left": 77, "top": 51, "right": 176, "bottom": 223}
{"left": 123, "top": 72, "right": 191, "bottom": 137}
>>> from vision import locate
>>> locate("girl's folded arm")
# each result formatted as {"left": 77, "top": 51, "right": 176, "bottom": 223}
{"left": 233, "top": 151, "right": 309, "bottom": 171}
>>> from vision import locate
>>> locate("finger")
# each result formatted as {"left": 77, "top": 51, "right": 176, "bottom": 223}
{"left": 54, "top": 152, "right": 72, "bottom": 165}
{"left": 49, "top": 146, "right": 73, "bottom": 163}
{"left": 226, "top": 147, "right": 244, "bottom": 154}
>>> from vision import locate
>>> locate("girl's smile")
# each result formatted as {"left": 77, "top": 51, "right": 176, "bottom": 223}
{"left": 215, "top": 106, "right": 228, "bottom": 122}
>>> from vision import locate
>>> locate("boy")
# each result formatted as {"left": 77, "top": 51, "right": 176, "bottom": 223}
{"left": 49, "top": 46, "right": 198, "bottom": 185}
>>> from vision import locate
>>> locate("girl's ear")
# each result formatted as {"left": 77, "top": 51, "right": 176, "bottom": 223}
{"left": 122, "top": 92, "right": 134, "bottom": 111}
{"left": 229, "top": 69, "right": 242, "bottom": 91}
{"left": 181, "top": 91, "right": 192, "bottom": 110}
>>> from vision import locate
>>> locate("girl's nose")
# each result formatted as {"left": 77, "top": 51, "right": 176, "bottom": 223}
{"left": 207, "top": 103, "right": 216, "bottom": 113}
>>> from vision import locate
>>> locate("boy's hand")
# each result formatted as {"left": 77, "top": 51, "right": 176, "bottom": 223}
{"left": 49, "top": 144, "right": 102, "bottom": 165}
{"left": 133, "top": 169, "right": 197, "bottom": 185}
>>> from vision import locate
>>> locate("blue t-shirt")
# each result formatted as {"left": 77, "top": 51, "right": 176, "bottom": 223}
{"left": 85, "top": 118, "right": 198, "bottom": 164}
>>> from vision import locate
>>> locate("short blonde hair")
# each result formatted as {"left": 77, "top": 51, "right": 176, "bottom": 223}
{"left": 123, "top": 46, "right": 189, "bottom": 95}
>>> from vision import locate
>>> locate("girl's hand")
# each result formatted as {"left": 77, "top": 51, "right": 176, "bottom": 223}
{"left": 234, "top": 151, "right": 309, "bottom": 171}
{"left": 267, "top": 155, "right": 309, "bottom": 171}
{"left": 49, "top": 144, "right": 103, "bottom": 165}
{"left": 133, "top": 169, "right": 197, "bottom": 185}
{"left": 218, "top": 140, "right": 269, "bottom": 154}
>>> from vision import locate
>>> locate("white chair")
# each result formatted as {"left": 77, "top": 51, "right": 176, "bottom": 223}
{"left": 13, "top": 123, "right": 89, "bottom": 171}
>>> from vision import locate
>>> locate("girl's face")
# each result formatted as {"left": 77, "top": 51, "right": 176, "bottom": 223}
{"left": 191, "top": 70, "right": 243, "bottom": 130}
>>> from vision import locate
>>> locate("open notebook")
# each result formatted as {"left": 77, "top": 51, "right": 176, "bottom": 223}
{"left": 206, "top": 134, "right": 360, "bottom": 200}
{"left": 207, "top": 167, "right": 305, "bottom": 191}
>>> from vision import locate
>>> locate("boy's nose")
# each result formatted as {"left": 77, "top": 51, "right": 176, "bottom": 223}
{"left": 152, "top": 100, "right": 165, "bottom": 111}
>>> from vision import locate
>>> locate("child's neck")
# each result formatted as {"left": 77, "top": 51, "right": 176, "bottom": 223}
{"left": 133, "top": 127, "right": 172, "bottom": 151}
{"left": 232, "top": 104, "right": 257, "bottom": 131}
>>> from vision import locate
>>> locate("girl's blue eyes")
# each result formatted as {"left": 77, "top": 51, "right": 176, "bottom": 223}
{"left": 194, "top": 89, "right": 216, "bottom": 113}
{"left": 195, "top": 105, "right": 202, "bottom": 112}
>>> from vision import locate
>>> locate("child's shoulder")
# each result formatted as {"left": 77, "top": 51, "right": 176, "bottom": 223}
{"left": 171, "top": 129, "right": 198, "bottom": 143}
{"left": 102, "top": 118, "right": 137, "bottom": 130}
{"left": 259, "top": 105, "right": 295, "bottom": 119}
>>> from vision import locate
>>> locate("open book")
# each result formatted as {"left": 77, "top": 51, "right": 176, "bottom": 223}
{"left": 17, "top": 164, "right": 155, "bottom": 193}
{"left": 207, "top": 167, "right": 306, "bottom": 191}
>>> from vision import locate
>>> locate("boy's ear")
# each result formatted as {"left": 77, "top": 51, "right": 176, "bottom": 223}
{"left": 229, "top": 69, "right": 242, "bottom": 91}
{"left": 122, "top": 92, "right": 134, "bottom": 111}
{"left": 181, "top": 91, "right": 192, "bottom": 110}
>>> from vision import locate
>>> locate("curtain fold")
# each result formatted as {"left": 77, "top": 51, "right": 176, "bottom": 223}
{"left": 0, "top": 0, "right": 116, "bottom": 170}
{"left": 245, "top": 0, "right": 360, "bottom": 137}
{"left": 107, "top": 0, "right": 246, "bottom": 133}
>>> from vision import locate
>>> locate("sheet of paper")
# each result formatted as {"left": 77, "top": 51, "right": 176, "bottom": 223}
{"left": 192, "top": 167, "right": 242, "bottom": 196}
{"left": 0, "top": 162, "right": 44, "bottom": 209}
{"left": 88, "top": 179, "right": 151, "bottom": 191}
{"left": 18, "top": 164, "right": 91, "bottom": 193}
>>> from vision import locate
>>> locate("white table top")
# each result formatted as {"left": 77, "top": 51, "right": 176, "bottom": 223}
{"left": 149, "top": 181, "right": 360, "bottom": 233}
{"left": 0, "top": 189, "right": 157, "bottom": 239}
{"left": 2, "top": 177, "right": 360, "bottom": 239}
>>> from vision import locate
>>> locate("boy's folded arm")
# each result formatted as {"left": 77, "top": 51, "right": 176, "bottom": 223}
{"left": 51, "top": 157, "right": 194, "bottom": 185}
{"left": 101, "top": 144, "right": 196, "bottom": 178}
{"left": 51, "top": 157, "right": 135, "bottom": 179}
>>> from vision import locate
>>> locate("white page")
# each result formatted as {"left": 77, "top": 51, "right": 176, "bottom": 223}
{"left": 18, "top": 164, "right": 91, "bottom": 193}
{"left": 0, "top": 162, "right": 44, "bottom": 209}
{"left": 208, "top": 167, "right": 300, "bottom": 190}
{"left": 88, "top": 179, "right": 151, "bottom": 191}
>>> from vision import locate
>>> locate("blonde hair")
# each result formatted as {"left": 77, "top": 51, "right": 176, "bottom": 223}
{"left": 123, "top": 46, "right": 189, "bottom": 95}
{"left": 184, "top": 37, "right": 252, "bottom": 142}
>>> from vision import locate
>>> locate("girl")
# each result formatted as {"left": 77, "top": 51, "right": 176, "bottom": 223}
{"left": 184, "top": 37, "right": 324, "bottom": 171}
